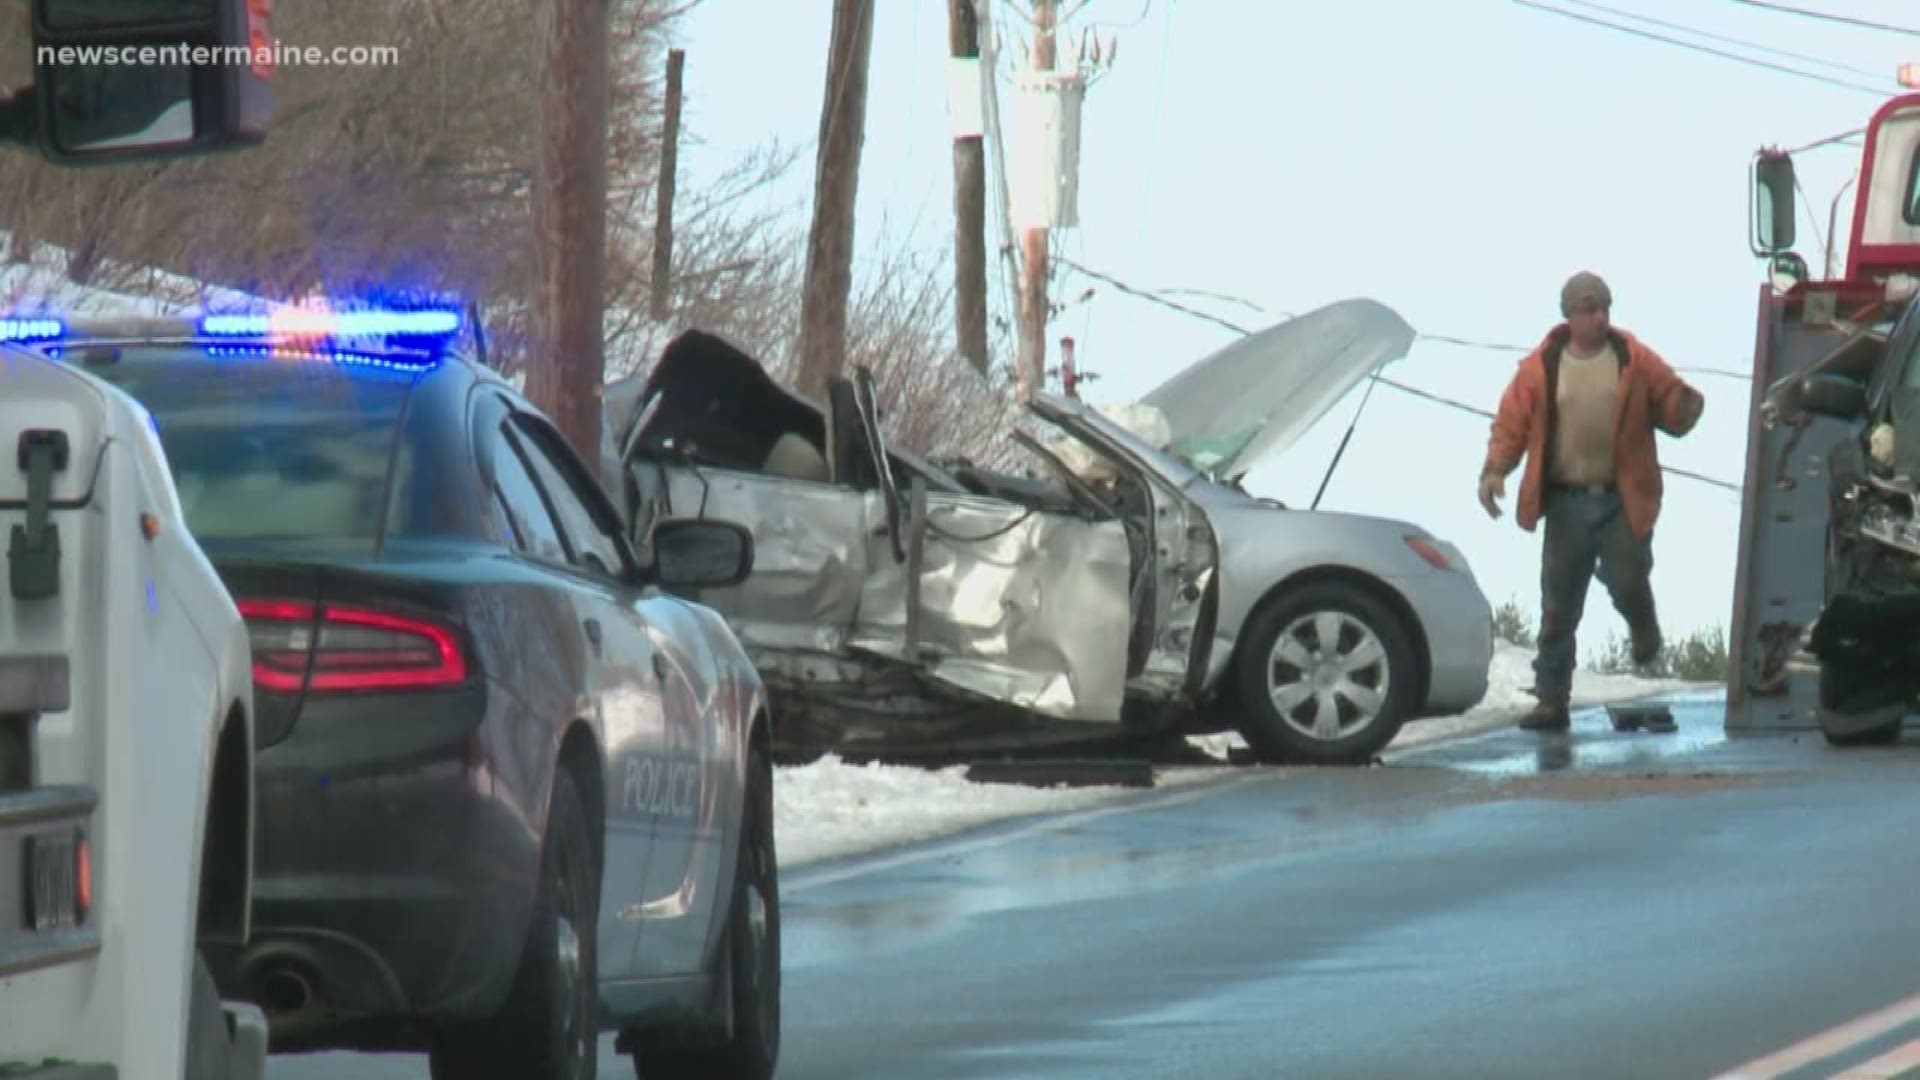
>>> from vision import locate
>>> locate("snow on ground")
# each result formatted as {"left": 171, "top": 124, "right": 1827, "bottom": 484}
{"left": 776, "top": 641, "right": 1711, "bottom": 870}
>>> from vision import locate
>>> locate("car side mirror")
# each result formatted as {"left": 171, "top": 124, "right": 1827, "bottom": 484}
{"left": 646, "top": 519, "right": 753, "bottom": 590}
{"left": 1799, "top": 373, "right": 1867, "bottom": 421}
{"left": 27, "top": 0, "right": 273, "bottom": 165}
{"left": 1752, "top": 151, "right": 1797, "bottom": 257}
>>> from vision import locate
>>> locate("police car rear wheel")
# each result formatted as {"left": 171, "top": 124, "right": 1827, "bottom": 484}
{"left": 430, "top": 768, "right": 600, "bottom": 1080}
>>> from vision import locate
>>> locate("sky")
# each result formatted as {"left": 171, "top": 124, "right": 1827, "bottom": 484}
{"left": 671, "top": 0, "right": 1916, "bottom": 658}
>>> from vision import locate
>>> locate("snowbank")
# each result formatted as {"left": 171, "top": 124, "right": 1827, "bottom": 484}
{"left": 0, "top": 233, "right": 261, "bottom": 317}
{"left": 775, "top": 641, "right": 1706, "bottom": 869}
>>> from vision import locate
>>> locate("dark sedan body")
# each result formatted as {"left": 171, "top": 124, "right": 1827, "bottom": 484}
{"left": 48, "top": 321, "right": 781, "bottom": 1079}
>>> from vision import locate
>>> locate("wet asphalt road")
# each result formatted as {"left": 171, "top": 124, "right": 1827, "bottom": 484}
{"left": 269, "top": 693, "right": 1920, "bottom": 1079}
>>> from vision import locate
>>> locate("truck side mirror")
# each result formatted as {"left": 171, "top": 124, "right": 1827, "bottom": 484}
{"left": 28, "top": 0, "right": 273, "bottom": 165}
{"left": 1753, "top": 152, "right": 1797, "bottom": 257}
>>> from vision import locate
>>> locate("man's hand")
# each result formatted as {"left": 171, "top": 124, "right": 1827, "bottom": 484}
{"left": 1478, "top": 471, "right": 1506, "bottom": 519}
{"left": 1676, "top": 386, "right": 1705, "bottom": 432}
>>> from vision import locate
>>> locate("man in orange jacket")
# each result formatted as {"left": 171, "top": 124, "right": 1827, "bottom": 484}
{"left": 1478, "top": 271, "right": 1705, "bottom": 730}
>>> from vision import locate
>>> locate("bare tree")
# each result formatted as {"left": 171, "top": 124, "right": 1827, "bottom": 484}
{"left": 0, "top": 0, "right": 1042, "bottom": 475}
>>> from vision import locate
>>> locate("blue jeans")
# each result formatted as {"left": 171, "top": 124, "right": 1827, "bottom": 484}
{"left": 1533, "top": 485, "right": 1657, "bottom": 702}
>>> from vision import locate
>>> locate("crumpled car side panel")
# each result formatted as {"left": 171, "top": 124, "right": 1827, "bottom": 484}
{"left": 849, "top": 491, "right": 1135, "bottom": 723}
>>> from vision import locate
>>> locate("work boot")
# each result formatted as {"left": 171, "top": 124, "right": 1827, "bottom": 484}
{"left": 1629, "top": 617, "right": 1664, "bottom": 667}
{"left": 1519, "top": 696, "right": 1571, "bottom": 732}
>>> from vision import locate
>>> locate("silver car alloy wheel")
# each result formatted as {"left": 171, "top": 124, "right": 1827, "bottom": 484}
{"left": 1266, "top": 610, "right": 1391, "bottom": 741}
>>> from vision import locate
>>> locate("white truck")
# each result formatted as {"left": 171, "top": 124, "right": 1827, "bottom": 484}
{"left": 1, "top": 330, "right": 267, "bottom": 1079}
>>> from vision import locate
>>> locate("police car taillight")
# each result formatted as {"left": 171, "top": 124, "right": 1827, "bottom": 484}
{"left": 237, "top": 599, "right": 468, "bottom": 693}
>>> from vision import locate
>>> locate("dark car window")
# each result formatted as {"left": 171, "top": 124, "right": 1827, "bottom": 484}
{"left": 88, "top": 349, "right": 416, "bottom": 545}
{"left": 488, "top": 427, "right": 571, "bottom": 564}
{"left": 509, "top": 415, "right": 629, "bottom": 581}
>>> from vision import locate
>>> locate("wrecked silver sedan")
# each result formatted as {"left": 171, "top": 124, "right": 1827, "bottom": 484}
{"left": 601, "top": 300, "right": 1494, "bottom": 766}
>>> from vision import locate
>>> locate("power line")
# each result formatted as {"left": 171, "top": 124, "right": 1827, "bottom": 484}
{"left": 1055, "top": 257, "right": 1747, "bottom": 492}
{"left": 1718, "top": 0, "right": 1920, "bottom": 37}
{"left": 1057, "top": 256, "right": 1255, "bottom": 336}
{"left": 1559, "top": 0, "right": 1888, "bottom": 81}
{"left": 1512, "top": 0, "right": 1894, "bottom": 96}
{"left": 1786, "top": 126, "right": 1866, "bottom": 153}
{"left": 1059, "top": 257, "right": 1754, "bottom": 382}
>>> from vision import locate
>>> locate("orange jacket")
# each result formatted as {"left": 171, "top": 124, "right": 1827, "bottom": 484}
{"left": 1482, "top": 325, "right": 1703, "bottom": 538}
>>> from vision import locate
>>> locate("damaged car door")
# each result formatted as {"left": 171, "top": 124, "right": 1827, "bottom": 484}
{"left": 1028, "top": 394, "right": 1221, "bottom": 702}
{"left": 605, "top": 330, "right": 1134, "bottom": 726}
{"left": 609, "top": 384, "right": 871, "bottom": 673}
{"left": 837, "top": 370, "right": 1136, "bottom": 723}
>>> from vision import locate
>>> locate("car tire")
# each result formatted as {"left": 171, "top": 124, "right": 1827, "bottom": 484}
{"left": 1818, "top": 522, "right": 1908, "bottom": 748}
{"left": 630, "top": 740, "right": 781, "bottom": 1080}
{"left": 1817, "top": 662, "right": 1906, "bottom": 747}
{"left": 183, "top": 951, "right": 231, "bottom": 1080}
{"left": 1232, "top": 582, "right": 1419, "bottom": 766}
{"left": 430, "top": 769, "right": 600, "bottom": 1080}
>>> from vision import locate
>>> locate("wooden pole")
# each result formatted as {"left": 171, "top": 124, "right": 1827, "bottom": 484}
{"left": 1015, "top": 0, "right": 1055, "bottom": 404}
{"left": 794, "top": 0, "right": 876, "bottom": 399}
{"left": 527, "top": 0, "right": 610, "bottom": 460}
{"left": 649, "top": 48, "right": 685, "bottom": 322}
{"left": 948, "top": 0, "right": 990, "bottom": 377}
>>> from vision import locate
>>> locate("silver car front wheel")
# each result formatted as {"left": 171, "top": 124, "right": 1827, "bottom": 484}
{"left": 1233, "top": 582, "right": 1419, "bottom": 765}
{"left": 1267, "top": 611, "right": 1392, "bottom": 741}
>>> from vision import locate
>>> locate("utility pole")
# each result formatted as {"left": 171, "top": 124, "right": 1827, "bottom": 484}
{"left": 948, "top": 0, "right": 990, "bottom": 377}
{"left": 1015, "top": 0, "right": 1056, "bottom": 404}
{"left": 527, "top": 0, "right": 610, "bottom": 460}
{"left": 649, "top": 48, "right": 685, "bottom": 322}
{"left": 794, "top": 0, "right": 876, "bottom": 399}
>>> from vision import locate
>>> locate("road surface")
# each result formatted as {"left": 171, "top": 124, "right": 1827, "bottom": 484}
{"left": 269, "top": 693, "right": 1920, "bottom": 1078}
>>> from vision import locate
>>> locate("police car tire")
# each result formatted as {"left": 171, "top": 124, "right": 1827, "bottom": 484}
{"left": 183, "top": 951, "right": 230, "bottom": 1080}
{"left": 430, "top": 769, "right": 600, "bottom": 1080}
{"left": 631, "top": 741, "right": 781, "bottom": 1080}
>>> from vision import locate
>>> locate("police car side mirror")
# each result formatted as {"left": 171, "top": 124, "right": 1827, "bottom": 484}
{"left": 27, "top": 0, "right": 272, "bottom": 166}
{"left": 1799, "top": 373, "right": 1867, "bottom": 421}
{"left": 647, "top": 519, "right": 754, "bottom": 590}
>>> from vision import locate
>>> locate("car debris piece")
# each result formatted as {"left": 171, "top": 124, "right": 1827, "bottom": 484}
{"left": 963, "top": 759, "right": 1157, "bottom": 789}
{"left": 1608, "top": 704, "right": 1677, "bottom": 733}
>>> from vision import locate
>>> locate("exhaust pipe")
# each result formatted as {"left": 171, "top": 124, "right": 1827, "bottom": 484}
{"left": 256, "top": 967, "right": 313, "bottom": 1015}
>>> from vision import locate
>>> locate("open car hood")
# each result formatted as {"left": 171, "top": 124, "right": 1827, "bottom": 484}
{"left": 1140, "top": 298, "right": 1416, "bottom": 479}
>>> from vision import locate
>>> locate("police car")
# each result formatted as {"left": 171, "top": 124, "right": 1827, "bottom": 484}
{"left": 0, "top": 322, "right": 266, "bottom": 1078}
{"left": 1, "top": 305, "right": 781, "bottom": 1079}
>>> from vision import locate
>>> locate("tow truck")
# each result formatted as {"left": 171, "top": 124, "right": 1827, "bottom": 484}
{"left": 1727, "top": 74, "right": 1920, "bottom": 745}
{"left": 2, "top": 1, "right": 274, "bottom": 1076}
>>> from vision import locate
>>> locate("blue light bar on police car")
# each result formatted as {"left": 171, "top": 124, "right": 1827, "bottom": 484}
{"left": 199, "top": 308, "right": 461, "bottom": 337}
{"left": 0, "top": 318, "right": 65, "bottom": 342}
